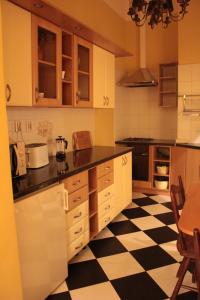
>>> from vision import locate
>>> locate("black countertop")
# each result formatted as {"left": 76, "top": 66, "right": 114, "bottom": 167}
{"left": 115, "top": 139, "right": 176, "bottom": 146}
{"left": 12, "top": 146, "right": 132, "bottom": 201}
{"left": 176, "top": 143, "right": 200, "bottom": 149}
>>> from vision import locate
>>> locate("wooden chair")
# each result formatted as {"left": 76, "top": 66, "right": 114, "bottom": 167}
{"left": 178, "top": 175, "right": 185, "bottom": 209}
{"left": 170, "top": 184, "right": 199, "bottom": 299}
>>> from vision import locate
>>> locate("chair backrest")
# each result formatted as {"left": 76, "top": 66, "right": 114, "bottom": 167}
{"left": 193, "top": 228, "right": 200, "bottom": 278}
{"left": 178, "top": 175, "right": 186, "bottom": 209}
{"left": 170, "top": 184, "right": 187, "bottom": 251}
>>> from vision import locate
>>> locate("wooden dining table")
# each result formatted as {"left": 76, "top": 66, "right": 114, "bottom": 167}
{"left": 179, "top": 182, "right": 200, "bottom": 236}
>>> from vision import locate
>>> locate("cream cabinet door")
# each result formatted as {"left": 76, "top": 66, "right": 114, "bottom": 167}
{"left": 105, "top": 51, "right": 115, "bottom": 108}
{"left": 93, "top": 45, "right": 115, "bottom": 108}
{"left": 2, "top": 1, "right": 32, "bottom": 106}
{"left": 113, "top": 152, "right": 132, "bottom": 218}
{"left": 185, "top": 148, "right": 200, "bottom": 192}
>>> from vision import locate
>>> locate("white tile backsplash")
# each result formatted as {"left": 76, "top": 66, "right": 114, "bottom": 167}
{"left": 7, "top": 107, "right": 95, "bottom": 154}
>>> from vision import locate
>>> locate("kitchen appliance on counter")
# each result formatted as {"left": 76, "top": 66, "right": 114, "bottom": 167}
{"left": 14, "top": 183, "right": 68, "bottom": 300}
{"left": 26, "top": 143, "right": 49, "bottom": 168}
{"left": 116, "top": 137, "right": 153, "bottom": 181}
{"left": 56, "top": 136, "right": 68, "bottom": 160}
{"left": 9, "top": 141, "right": 27, "bottom": 178}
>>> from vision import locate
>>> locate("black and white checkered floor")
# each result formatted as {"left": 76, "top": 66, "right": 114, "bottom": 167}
{"left": 46, "top": 193, "right": 197, "bottom": 300}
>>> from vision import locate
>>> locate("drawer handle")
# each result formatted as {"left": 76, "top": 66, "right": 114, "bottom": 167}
{"left": 75, "top": 242, "right": 83, "bottom": 250}
{"left": 6, "top": 84, "right": 11, "bottom": 102}
{"left": 105, "top": 192, "right": 111, "bottom": 197}
{"left": 105, "top": 205, "right": 110, "bottom": 211}
{"left": 73, "top": 196, "right": 81, "bottom": 203}
{"left": 105, "top": 166, "right": 110, "bottom": 170}
{"left": 74, "top": 227, "right": 83, "bottom": 234}
{"left": 105, "top": 179, "right": 111, "bottom": 183}
{"left": 105, "top": 217, "right": 110, "bottom": 223}
{"left": 74, "top": 212, "right": 82, "bottom": 219}
{"left": 72, "top": 179, "right": 81, "bottom": 186}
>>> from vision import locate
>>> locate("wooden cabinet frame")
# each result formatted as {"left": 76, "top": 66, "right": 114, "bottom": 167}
{"left": 32, "top": 15, "right": 62, "bottom": 107}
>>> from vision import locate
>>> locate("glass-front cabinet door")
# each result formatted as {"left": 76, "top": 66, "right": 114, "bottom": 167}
{"left": 74, "top": 36, "right": 93, "bottom": 107}
{"left": 32, "top": 16, "right": 61, "bottom": 107}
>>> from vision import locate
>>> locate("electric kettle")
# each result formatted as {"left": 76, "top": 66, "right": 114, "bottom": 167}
{"left": 56, "top": 136, "right": 68, "bottom": 160}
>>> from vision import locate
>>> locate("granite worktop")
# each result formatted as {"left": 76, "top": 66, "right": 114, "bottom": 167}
{"left": 12, "top": 146, "right": 132, "bottom": 201}
{"left": 115, "top": 139, "right": 176, "bottom": 146}
{"left": 176, "top": 143, "right": 200, "bottom": 149}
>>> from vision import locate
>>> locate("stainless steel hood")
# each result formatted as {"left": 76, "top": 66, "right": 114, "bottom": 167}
{"left": 120, "top": 68, "right": 157, "bottom": 87}
{"left": 119, "top": 27, "right": 158, "bottom": 88}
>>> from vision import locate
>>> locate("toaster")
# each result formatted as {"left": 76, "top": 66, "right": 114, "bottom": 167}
{"left": 25, "top": 143, "right": 49, "bottom": 168}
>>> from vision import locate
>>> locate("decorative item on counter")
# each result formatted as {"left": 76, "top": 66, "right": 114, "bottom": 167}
{"left": 56, "top": 136, "right": 68, "bottom": 161}
{"left": 72, "top": 131, "right": 92, "bottom": 151}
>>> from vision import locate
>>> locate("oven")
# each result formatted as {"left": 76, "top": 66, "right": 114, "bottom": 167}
{"left": 116, "top": 138, "right": 152, "bottom": 181}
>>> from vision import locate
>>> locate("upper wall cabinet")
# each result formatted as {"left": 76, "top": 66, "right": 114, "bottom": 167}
{"left": 74, "top": 36, "right": 93, "bottom": 108}
{"left": 32, "top": 16, "right": 62, "bottom": 107}
{"left": 2, "top": 0, "right": 32, "bottom": 106}
{"left": 93, "top": 45, "right": 115, "bottom": 108}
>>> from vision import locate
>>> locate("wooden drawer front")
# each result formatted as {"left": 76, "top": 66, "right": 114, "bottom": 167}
{"left": 66, "top": 216, "right": 89, "bottom": 244}
{"left": 98, "top": 184, "right": 114, "bottom": 206}
{"left": 98, "top": 211, "right": 113, "bottom": 232}
{"left": 67, "top": 230, "right": 89, "bottom": 261}
{"left": 97, "top": 172, "right": 113, "bottom": 192}
{"left": 97, "top": 160, "right": 113, "bottom": 178}
{"left": 98, "top": 197, "right": 114, "bottom": 219}
{"left": 63, "top": 171, "right": 88, "bottom": 194}
{"left": 68, "top": 185, "right": 88, "bottom": 210}
{"left": 65, "top": 201, "right": 88, "bottom": 230}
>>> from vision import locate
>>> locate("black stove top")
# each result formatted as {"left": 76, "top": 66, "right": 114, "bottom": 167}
{"left": 122, "top": 137, "right": 154, "bottom": 142}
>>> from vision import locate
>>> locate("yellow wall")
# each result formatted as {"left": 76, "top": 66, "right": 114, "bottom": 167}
{"left": 178, "top": 0, "right": 200, "bottom": 64}
{"left": 45, "top": 0, "right": 128, "bottom": 52}
{"left": 0, "top": 1, "right": 23, "bottom": 298}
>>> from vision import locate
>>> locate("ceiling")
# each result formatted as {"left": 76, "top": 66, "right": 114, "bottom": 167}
{"left": 102, "top": 0, "right": 130, "bottom": 21}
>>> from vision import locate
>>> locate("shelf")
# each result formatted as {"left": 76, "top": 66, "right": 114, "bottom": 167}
{"left": 89, "top": 210, "right": 97, "bottom": 218}
{"left": 90, "top": 231, "right": 98, "bottom": 240}
{"left": 78, "top": 70, "right": 89, "bottom": 75}
{"left": 160, "top": 76, "right": 176, "bottom": 80}
{"left": 62, "top": 79, "right": 72, "bottom": 84}
{"left": 38, "top": 59, "right": 56, "bottom": 67}
{"left": 154, "top": 159, "right": 170, "bottom": 162}
{"left": 62, "top": 54, "right": 72, "bottom": 60}
{"left": 154, "top": 173, "right": 169, "bottom": 177}
{"left": 160, "top": 91, "right": 177, "bottom": 95}
{"left": 89, "top": 188, "right": 97, "bottom": 195}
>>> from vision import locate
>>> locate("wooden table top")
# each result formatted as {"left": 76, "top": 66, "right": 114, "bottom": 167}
{"left": 179, "top": 182, "right": 200, "bottom": 236}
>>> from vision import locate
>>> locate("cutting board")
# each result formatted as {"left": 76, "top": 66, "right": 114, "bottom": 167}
{"left": 72, "top": 131, "right": 92, "bottom": 150}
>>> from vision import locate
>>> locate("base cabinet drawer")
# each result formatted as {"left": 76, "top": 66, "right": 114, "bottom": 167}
{"left": 96, "top": 160, "right": 113, "bottom": 178}
{"left": 66, "top": 216, "right": 89, "bottom": 244}
{"left": 97, "top": 184, "right": 114, "bottom": 206}
{"left": 97, "top": 172, "right": 113, "bottom": 192}
{"left": 98, "top": 211, "right": 113, "bottom": 232}
{"left": 63, "top": 171, "right": 88, "bottom": 194}
{"left": 65, "top": 201, "right": 89, "bottom": 230}
{"left": 67, "top": 230, "right": 89, "bottom": 261}
{"left": 98, "top": 197, "right": 114, "bottom": 219}
{"left": 68, "top": 185, "right": 88, "bottom": 210}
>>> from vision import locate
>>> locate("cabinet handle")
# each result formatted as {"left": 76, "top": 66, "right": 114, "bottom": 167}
{"left": 35, "top": 87, "right": 39, "bottom": 102}
{"left": 76, "top": 91, "right": 81, "bottom": 102}
{"left": 74, "top": 212, "right": 82, "bottom": 219}
{"left": 103, "top": 96, "right": 107, "bottom": 106}
{"left": 122, "top": 156, "right": 125, "bottom": 166}
{"left": 72, "top": 179, "right": 81, "bottom": 186}
{"left": 124, "top": 155, "right": 128, "bottom": 165}
{"left": 105, "top": 179, "right": 111, "bottom": 183}
{"left": 105, "top": 166, "right": 110, "bottom": 170}
{"left": 74, "top": 227, "right": 83, "bottom": 234}
{"left": 104, "top": 205, "right": 110, "bottom": 210}
{"left": 105, "top": 192, "right": 111, "bottom": 197}
{"left": 106, "top": 96, "right": 109, "bottom": 106}
{"left": 63, "top": 189, "right": 69, "bottom": 211}
{"left": 73, "top": 196, "right": 81, "bottom": 203}
{"left": 75, "top": 242, "right": 83, "bottom": 250}
{"left": 6, "top": 84, "right": 11, "bottom": 102}
{"left": 105, "top": 217, "right": 110, "bottom": 223}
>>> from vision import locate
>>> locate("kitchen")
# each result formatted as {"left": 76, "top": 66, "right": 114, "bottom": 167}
{"left": 1, "top": 0, "right": 200, "bottom": 300}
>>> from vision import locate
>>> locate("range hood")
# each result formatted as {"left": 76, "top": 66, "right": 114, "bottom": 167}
{"left": 119, "top": 27, "right": 158, "bottom": 88}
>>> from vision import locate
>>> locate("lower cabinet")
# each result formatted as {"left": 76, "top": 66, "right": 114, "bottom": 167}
{"left": 62, "top": 152, "right": 132, "bottom": 261}
{"left": 114, "top": 152, "right": 132, "bottom": 216}
{"left": 185, "top": 148, "right": 200, "bottom": 192}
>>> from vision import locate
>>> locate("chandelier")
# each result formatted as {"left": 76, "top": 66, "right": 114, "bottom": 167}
{"left": 128, "top": 0, "right": 190, "bottom": 28}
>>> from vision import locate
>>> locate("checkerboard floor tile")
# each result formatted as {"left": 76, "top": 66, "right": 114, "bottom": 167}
{"left": 46, "top": 193, "right": 197, "bottom": 300}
